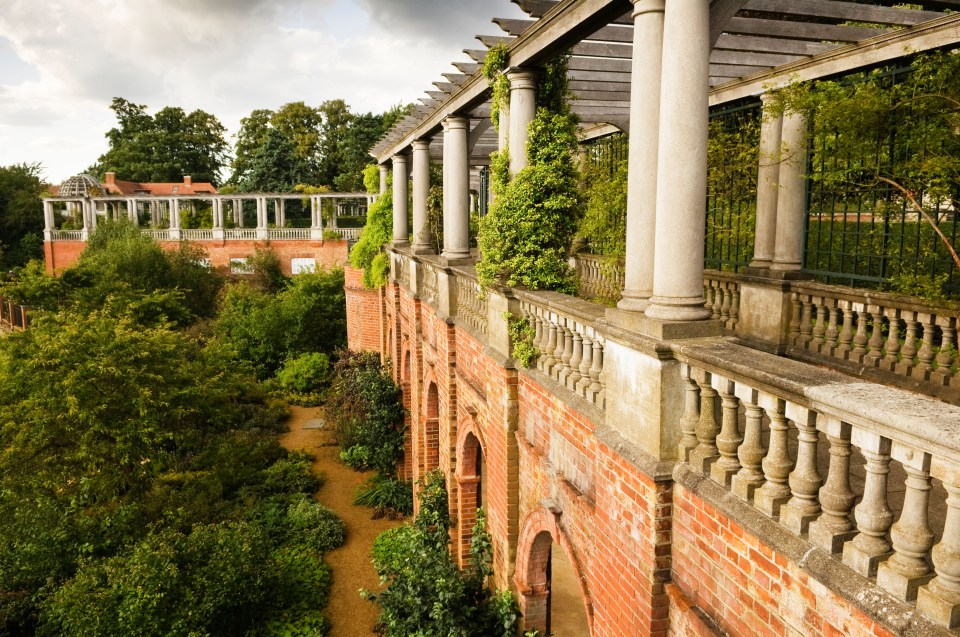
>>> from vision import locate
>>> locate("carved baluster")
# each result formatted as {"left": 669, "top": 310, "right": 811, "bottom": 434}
{"left": 557, "top": 321, "right": 573, "bottom": 383}
{"left": 576, "top": 334, "right": 593, "bottom": 397}
{"left": 754, "top": 397, "right": 793, "bottom": 518}
{"left": 732, "top": 386, "right": 766, "bottom": 501}
{"left": 899, "top": 310, "right": 919, "bottom": 373}
{"left": 689, "top": 371, "right": 720, "bottom": 475}
{"left": 594, "top": 340, "right": 606, "bottom": 408}
{"left": 917, "top": 467, "right": 960, "bottom": 629}
{"left": 719, "top": 285, "right": 731, "bottom": 325}
{"left": 788, "top": 293, "right": 802, "bottom": 345}
{"left": 877, "top": 445, "right": 933, "bottom": 602}
{"left": 708, "top": 282, "right": 721, "bottom": 319}
{"left": 678, "top": 364, "right": 701, "bottom": 463}
{"left": 883, "top": 308, "right": 902, "bottom": 371}
{"left": 837, "top": 301, "right": 855, "bottom": 358}
{"left": 824, "top": 299, "right": 840, "bottom": 353}
{"left": 843, "top": 430, "right": 894, "bottom": 577}
{"left": 915, "top": 313, "right": 937, "bottom": 378}
{"left": 934, "top": 317, "right": 956, "bottom": 386}
{"left": 588, "top": 339, "right": 604, "bottom": 403}
{"left": 808, "top": 417, "right": 856, "bottom": 554}
{"left": 566, "top": 330, "right": 583, "bottom": 390}
{"left": 851, "top": 304, "right": 870, "bottom": 358}
{"left": 541, "top": 318, "right": 558, "bottom": 374}
{"left": 729, "top": 288, "right": 740, "bottom": 331}
{"left": 710, "top": 376, "right": 742, "bottom": 486}
{"left": 811, "top": 298, "right": 827, "bottom": 348}
{"left": 865, "top": 305, "right": 885, "bottom": 365}
{"left": 799, "top": 297, "right": 814, "bottom": 345}
{"left": 780, "top": 405, "right": 822, "bottom": 535}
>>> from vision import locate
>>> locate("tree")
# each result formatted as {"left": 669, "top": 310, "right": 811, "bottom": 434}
{"left": 0, "top": 163, "right": 45, "bottom": 269}
{"left": 230, "top": 103, "right": 323, "bottom": 190}
{"left": 90, "top": 97, "right": 229, "bottom": 185}
{"left": 241, "top": 128, "right": 314, "bottom": 192}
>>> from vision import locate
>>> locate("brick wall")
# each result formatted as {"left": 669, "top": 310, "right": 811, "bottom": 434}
{"left": 45, "top": 239, "right": 349, "bottom": 276}
{"left": 344, "top": 266, "right": 382, "bottom": 353}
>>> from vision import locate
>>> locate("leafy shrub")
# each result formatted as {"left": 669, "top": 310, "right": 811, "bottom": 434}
{"left": 284, "top": 496, "right": 346, "bottom": 554}
{"left": 366, "top": 472, "right": 519, "bottom": 637}
{"left": 274, "top": 352, "right": 332, "bottom": 405}
{"left": 326, "top": 350, "right": 405, "bottom": 476}
{"left": 349, "top": 175, "right": 393, "bottom": 288}
{"left": 261, "top": 451, "right": 323, "bottom": 496}
{"left": 354, "top": 475, "right": 413, "bottom": 518}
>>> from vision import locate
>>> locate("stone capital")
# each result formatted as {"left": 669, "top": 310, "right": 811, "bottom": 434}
{"left": 412, "top": 139, "right": 431, "bottom": 151}
{"left": 632, "top": 0, "right": 665, "bottom": 16}
{"left": 442, "top": 115, "right": 469, "bottom": 131}
{"left": 391, "top": 153, "right": 408, "bottom": 167}
{"left": 506, "top": 67, "right": 538, "bottom": 89}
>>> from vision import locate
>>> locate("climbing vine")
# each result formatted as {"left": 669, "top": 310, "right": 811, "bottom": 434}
{"left": 349, "top": 169, "right": 393, "bottom": 288}
{"left": 483, "top": 44, "right": 510, "bottom": 133}
{"left": 505, "top": 312, "right": 538, "bottom": 368}
{"left": 477, "top": 54, "right": 582, "bottom": 293}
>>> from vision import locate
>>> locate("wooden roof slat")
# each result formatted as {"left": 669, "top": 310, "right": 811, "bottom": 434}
{"left": 568, "top": 55, "right": 631, "bottom": 73}
{"left": 567, "top": 68, "right": 631, "bottom": 83}
{"left": 713, "top": 33, "right": 839, "bottom": 57}
{"left": 568, "top": 79, "right": 631, "bottom": 92}
{"left": 724, "top": 16, "right": 894, "bottom": 43}
{"left": 453, "top": 62, "right": 482, "bottom": 74}
{"left": 710, "top": 48, "right": 804, "bottom": 67}
{"left": 743, "top": 0, "right": 943, "bottom": 27}
{"left": 495, "top": 17, "right": 633, "bottom": 43}
{"left": 513, "top": 0, "right": 631, "bottom": 25}
{"left": 442, "top": 73, "right": 470, "bottom": 85}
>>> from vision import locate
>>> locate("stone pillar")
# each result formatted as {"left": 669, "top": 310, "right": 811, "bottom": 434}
{"left": 379, "top": 163, "right": 389, "bottom": 195}
{"left": 42, "top": 200, "right": 54, "bottom": 232}
{"left": 412, "top": 139, "right": 434, "bottom": 253}
{"left": 770, "top": 110, "right": 809, "bottom": 272}
{"left": 392, "top": 153, "right": 410, "bottom": 245}
{"left": 645, "top": 0, "right": 712, "bottom": 322}
{"left": 256, "top": 197, "right": 268, "bottom": 240}
{"left": 441, "top": 115, "right": 471, "bottom": 262}
{"left": 170, "top": 199, "right": 180, "bottom": 230}
{"left": 618, "top": 0, "right": 665, "bottom": 313}
{"left": 750, "top": 94, "right": 784, "bottom": 270}
{"left": 277, "top": 198, "right": 286, "bottom": 227}
{"left": 127, "top": 199, "right": 138, "bottom": 223}
{"left": 506, "top": 68, "right": 537, "bottom": 175}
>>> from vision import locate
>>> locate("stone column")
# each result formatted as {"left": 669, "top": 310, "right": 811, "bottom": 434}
{"left": 277, "top": 198, "right": 285, "bottom": 227}
{"left": 170, "top": 199, "right": 180, "bottom": 230}
{"left": 42, "top": 200, "right": 54, "bottom": 232}
{"left": 379, "top": 163, "right": 389, "bottom": 195}
{"left": 412, "top": 139, "right": 434, "bottom": 253}
{"left": 256, "top": 197, "right": 268, "bottom": 240}
{"left": 506, "top": 68, "right": 537, "bottom": 175}
{"left": 127, "top": 199, "right": 138, "bottom": 223}
{"left": 770, "top": 109, "right": 809, "bottom": 272}
{"left": 392, "top": 153, "right": 410, "bottom": 245}
{"left": 617, "top": 0, "right": 665, "bottom": 312}
{"left": 750, "top": 94, "right": 784, "bottom": 270}
{"left": 441, "top": 115, "right": 471, "bottom": 262}
{"left": 645, "top": 0, "right": 712, "bottom": 322}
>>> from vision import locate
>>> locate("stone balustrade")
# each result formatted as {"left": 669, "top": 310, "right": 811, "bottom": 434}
{"left": 789, "top": 281, "right": 960, "bottom": 399}
{"left": 517, "top": 294, "right": 607, "bottom": 410}
{"left": 704, "top": 270, "right": 741, "bottom": 333}
{"left": 50, "top": 230, "right": 84, "bottom": 241}
{"left": 181, "top": 229, "right": 215, "bottom": 241}
{"left": 223, "top": 229, "right": 259, "bottom": 241}
{"left": 674, "top": 339, "right": 960, "bottom": 629}
{"left": 419, "top": 261, "right": 439, "bottom": 308}
{"left": 454, "top": 272, "right": 488, "bottom": 337}
{"left": 572, "top": 253, "right": 623, "bottom": 304}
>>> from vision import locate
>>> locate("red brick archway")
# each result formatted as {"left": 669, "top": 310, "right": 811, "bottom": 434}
{"left": 455, "top": 421, "right": 485, "bottom": 566}
{"left": 515, "top": 507, "right": 593, "bottom": 636}
{"left": 399, "top": 347, "right": 412, "bottom": 480}
{"left": 423, "top": 381, "right": 440, "bottom": 473}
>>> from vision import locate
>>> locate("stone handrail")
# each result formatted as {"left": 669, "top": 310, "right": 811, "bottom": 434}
{"left": 674, "top": 339, "right": 960, "bottom": 629}
{"left": 50, "top": 230, "right": 83, "bottom": 241}
{"left": 268, "top": 228, "right": 311, "bottom": 240}
{"left": 788, "top": 280, "right": 959, "bottom": 397}
{"left": 181, "top": 229, "right": 214, "bottom": 241}
{"left": 515, "top": 289, "right": 608, "bottom": 411}
{"left": 453, "top": 270, "right": 488, "bottom": 337}
{"left": 572, "top": 253, "right": 623, "bottom": 304}
{"left": 703, "top": 270, "right": 741, "bottom": 333}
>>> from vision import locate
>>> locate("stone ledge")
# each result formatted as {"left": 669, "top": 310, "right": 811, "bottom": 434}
{"left": 673, "top": 463, "right": 951, "bottom": 637}
{"left": 606, "top": 308, "right": 722, "bottom": 340}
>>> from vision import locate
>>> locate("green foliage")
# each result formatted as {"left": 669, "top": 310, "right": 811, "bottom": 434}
{"left": 349, "top": 185, "right": 393, "bottom": 289}
{"left": 0, "top": 163, "right": 45, "bottom": 269}
{"left": 354, "top": 474, "right": 414, "bottom": 518}
{"left": 505, "top": 312, "right": 538, "bottom": 368}
{"left": 91, "top": 97, "right": 228, "bottom": 185}
{"left": 242, "top": 127, "right": 316, "bottom": 192}
{"left": 325, "top": 351, "right": 405, "bottom": 476}
{"left": 366, "top": 474, "right": 519, "bottom": 637}
{"left": 483, "top": 44, "right": 510, "bottom": 133}
{"left": 478, "top": 55, "right": 581, "bottom": 293}
{"left": 575, "top": 153, "right": 628, "bottom": 258}
{"left": 0, "top": 300, "right": 344, "bottom": 634}
{"left": 274, "top": 352, "right": 332, "bottom": 405}
{"left": 363, "top": 163, "right": 380, "bottom": 194}
{"left": 214, "top": 268, "right": 346, "bottom": 378}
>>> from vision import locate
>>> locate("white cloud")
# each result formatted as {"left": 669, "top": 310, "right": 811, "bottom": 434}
{"left": 0, "top": 0, "right": 524, "bottom": 183}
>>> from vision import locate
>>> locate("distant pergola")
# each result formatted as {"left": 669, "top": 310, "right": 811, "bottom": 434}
{"left": 372, "top": 0, "right": 960, "bottom": 164}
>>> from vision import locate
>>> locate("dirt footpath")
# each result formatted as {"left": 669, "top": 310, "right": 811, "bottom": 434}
{"left": 280, "top": 406, "right": 405, "bottom": 637}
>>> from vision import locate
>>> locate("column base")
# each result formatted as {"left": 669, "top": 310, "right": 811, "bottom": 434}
{"left": 646, "top": 295, "right": 713, "bottom": 321}
{"left": 439, "top": 252, "right": 473, "bottom": 266}
{"left": 411, "top": 243, "right": 435, "bottom": 255}
{"left": 606, "top": 308, "right": 721, "bottom": 340}
{"left": 391, "top": 240, "right": 410, "bottom": 249}
{"left": 807, "top": 520, "right": 856, "bottom": 554}
{"left": 616, "top": 291, "right": 650, "bottom": 313}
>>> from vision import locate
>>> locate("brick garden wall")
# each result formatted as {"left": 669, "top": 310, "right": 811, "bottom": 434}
{"left": 348, "top": 270, "right": 905, "bottom": 637}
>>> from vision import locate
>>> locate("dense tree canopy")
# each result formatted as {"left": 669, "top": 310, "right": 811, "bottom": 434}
{"left": 0, "top": 163, "right": 45, "bottom": 269}
{"left": 90, "top": 97, "right": 229, "bottom": 186}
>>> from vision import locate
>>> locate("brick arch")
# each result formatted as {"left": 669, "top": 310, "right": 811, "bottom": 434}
{"left": 514, "top": 507, "right": 594, "bottom": 636}
{"left": 399, "top": 346, "right": 413, "bottom": 480}
{"left": 423, "top": 379, "right": 440, "bottom": 473}
{"left": 454, "top": 419, "right": 486, "bottom": 565}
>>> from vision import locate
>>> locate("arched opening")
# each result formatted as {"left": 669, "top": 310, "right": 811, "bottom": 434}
{"left": 456, "top": 430, "right": 485, "bottom": 565}
{"left": 424, "top": 382, "right": 440, "bottom": 472}
{"left": 400, "top": 350, "right": 412, "bottom": 480}
{"left": 517, "top": 517, "right": 592, "bottom": 636}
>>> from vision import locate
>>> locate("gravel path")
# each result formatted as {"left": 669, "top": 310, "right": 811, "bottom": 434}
{"left": 279, "top": 405, "right": 406, "bottom": 637}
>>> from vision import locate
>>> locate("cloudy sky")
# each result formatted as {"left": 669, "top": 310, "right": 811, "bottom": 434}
{"left": 0, "top": 0, "right": 525, "bottom": 184}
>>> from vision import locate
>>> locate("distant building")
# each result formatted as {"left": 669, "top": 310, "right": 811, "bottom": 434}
{"left": 100, "top": 172, "right": 217, "bottom": 196}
